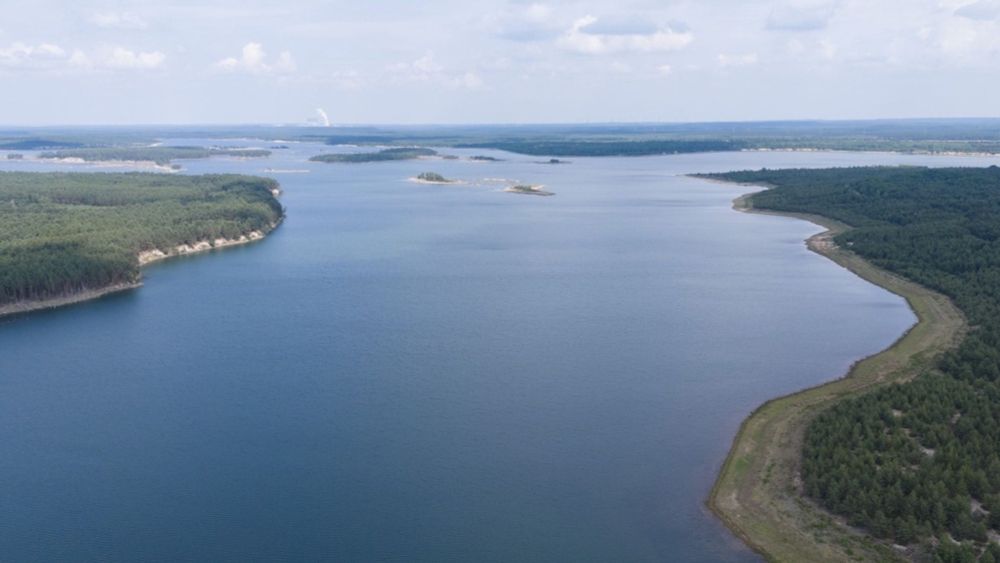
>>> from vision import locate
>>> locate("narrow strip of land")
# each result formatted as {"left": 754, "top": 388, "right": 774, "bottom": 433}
{"left": 707, "top": 188, "right": 967, "bottom": 562}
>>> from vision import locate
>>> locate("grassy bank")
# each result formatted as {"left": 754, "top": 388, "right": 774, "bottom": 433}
{"left": 706, "top": 186, "right": 966, "bottom": 562}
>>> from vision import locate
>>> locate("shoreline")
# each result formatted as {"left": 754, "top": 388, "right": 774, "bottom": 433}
{"left": 705, "top": 182, "right": 967, "bottom": 562}
{"left": 137, "top": 218, "right": 281, "bottom": 266}
{"left": 0, "top": 282, "right": 143, "bottom": 319}
{"left": 0, "top": 216, "right": 284, "bottom": 321}
{"left": 39, "top": 157, "right": 179, "bottom": 173}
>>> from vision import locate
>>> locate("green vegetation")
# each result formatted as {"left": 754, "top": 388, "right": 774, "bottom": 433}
{"left": 702, "top": 166, "right": 1000, "bottom": 560}
{"left": 309, "top": 147, "right": 436, "bottom": 163}
{"left": 40, "top": 146, "right": 271, "bottom": 166}
{"left": 459, "top": 139, "right": 746, "bottom": 156}
{"left": 469, "top": 155, "right": 501, "bottom": 161}
{"left": 416, "top": 172, "right": 453, "bottom": 183}
{"left": 0, "top": 172, "right": 282, "bottom": 308}
{"left": 314, "top": 120, "right": 1000, "bottom": 158}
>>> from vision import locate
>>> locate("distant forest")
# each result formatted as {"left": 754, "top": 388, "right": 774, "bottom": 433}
{"left": 309, "top": 147, "right": 436, "bottom": 163}
{"left": 701, "top": 167, "right": 1000, "bottom": 562}
{"left": 39, "top": 147, "right": 271, "bottom": 166}
{"left": 0, "top": 172, "right": 283, "bottom": 306}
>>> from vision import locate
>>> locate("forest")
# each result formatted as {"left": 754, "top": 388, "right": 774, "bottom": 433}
{"left": 700, "top": 166, "right": 1000, "bottom": 562}
{"left": 309, "top": 147, "right": 437, "bottom": 163}
{"left": 0, "top": 172, "right": 283, "bottom": 307}
{"left": 456, "top": 139, "right": 747, "bottom": 156}
{"left": 39, "top": 147, "right": 271, "bottom": 166}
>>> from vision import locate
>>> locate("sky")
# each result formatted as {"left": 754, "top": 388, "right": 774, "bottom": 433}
{"left": 2, "top": 0, "right": 1000, "bottom": 125}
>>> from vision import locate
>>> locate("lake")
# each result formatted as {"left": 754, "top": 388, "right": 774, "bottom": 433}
{"left": 1, "top": 143, "right": 993, "bottom": 562}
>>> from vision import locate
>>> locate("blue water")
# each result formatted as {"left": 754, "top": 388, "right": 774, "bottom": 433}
{"left": 2, "top": 143, "right": 990, "bottom": 561}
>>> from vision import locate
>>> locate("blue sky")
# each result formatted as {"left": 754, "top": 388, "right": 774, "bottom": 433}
{"left": 2, "top": 0, "right": 1000, "bottom": 125}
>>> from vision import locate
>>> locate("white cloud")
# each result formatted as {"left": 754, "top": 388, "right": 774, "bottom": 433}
{"left": 66, "top": 47, "right": 166, "bottom": 70}
{"left": 217, "top": 43, "right": 296, "bottom": 74}
{"left": 766, "top": 1, "right": 839, "bottom": 31}
{"left": 0, "top": 42, "right": 67, "bottom": 68}
{"left": 387, "top": 52, "right": 483, "bottom": 90}
{"left": 954, "top": 0, "right": 1000, "bottom": 20}
{"left": 454, "top": 71, "right": 484, "bottom": 89}
{"left": 89, "top": 12, "right": 148, "bottom": 30}
{"left": 491, "top": 2, "right": 561, "bottom": 41}
{"left": 717, "top": 52, "right": 759, "bottom": 67}
{"left": 558, "top": 15, "right": 693, "bottom": 54}
{"left": 106, "top": 47, "right": 165, "bottom": 69}
{"left": 657, "top": 64, "right": 673, "bottom": 75}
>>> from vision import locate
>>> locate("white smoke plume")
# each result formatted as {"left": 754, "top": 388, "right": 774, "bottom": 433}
{"left": 315, "top": 108, "right": 331, "bottom": 127}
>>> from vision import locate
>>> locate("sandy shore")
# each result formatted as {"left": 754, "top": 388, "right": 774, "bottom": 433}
{"left": 40, "top": 157, "right": 178, "bottom": 173}
{"left": 704, "top": 182, "right": 967, "bottom": 562}
{"left": 137, "top": 222, "right": 279, "bottom": 266}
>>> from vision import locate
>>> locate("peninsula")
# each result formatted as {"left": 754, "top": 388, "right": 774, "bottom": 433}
{"left": 699, "top": 166, "right": 1000, "bottom": 562}
{"left": 0, "top": 172, "right": 283, "bottom": 318}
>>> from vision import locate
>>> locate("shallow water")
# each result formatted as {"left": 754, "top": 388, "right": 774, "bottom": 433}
{"left": 1, "top": 143, "right": 994, "bottom": 562}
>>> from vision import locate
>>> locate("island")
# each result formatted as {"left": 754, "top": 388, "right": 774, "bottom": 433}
{"left": 6, "top": 153, "right": 23, "bottom": 160}
{"left": 412, "top": 172, "right": 461, "bottom": 184}
{"left": 38, "top": 146, "right": 272, "bottom": 167}
{"left": 697, "top": 166, "right": 1000, "bottom": 562}
{"left": 504, "top": 184, "right": 554, "bottom": 196}
{"left": 309, "top": 147, "right": 437, "bottom": 163}
{"left": 469, "top": 155, "right": 502, "bottom": 162}
{"left": 0, "top": 172, "right": 284, "bottom": 318}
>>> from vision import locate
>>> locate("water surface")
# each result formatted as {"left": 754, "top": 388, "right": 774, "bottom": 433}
{"left": 1, "top": 144, "right": 991, "bottom": 561}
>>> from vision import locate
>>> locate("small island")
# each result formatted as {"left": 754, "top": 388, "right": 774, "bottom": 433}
{"left": 310, "top": 147, "right": 437, "bottom": 163}
{"left": 412, "top": 171, "right": 461, "bottom": 185}
{"left": 6, "top": 153, "right": 23, "bottom": 160}
{"left": 505, "top": 184, "right": 554, "bottom": 196}
{"left": 470, "top": 155, "right": 502, "bottom": 162}
{"left": 544, "top": 158, "right": 569, "bottom": 164}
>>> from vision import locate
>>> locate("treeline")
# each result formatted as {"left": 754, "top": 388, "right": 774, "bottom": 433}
{"left": 39, "top": 147, "right": 271, "bottom": 166}
{"left": 309, "top": 147, "right": 436, "bottom": 163}
{"left": 0, "top": 172, "right": 283, "bottom": 306}
{"left": 0, "top": 139, "right": 83, "bottom": 150}
{"left": 700, "top": 166, "right": 1000, "bottom": 561}
{"left": 456, "top": 139, "right": 747, "bottom": 157}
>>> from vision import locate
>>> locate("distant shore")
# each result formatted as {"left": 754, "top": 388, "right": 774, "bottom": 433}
{"left": 703, "top": 180, "right": 966, "bottom": 562}
{"left": 40, "top": 157, "right": 178, "bottom": 173}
